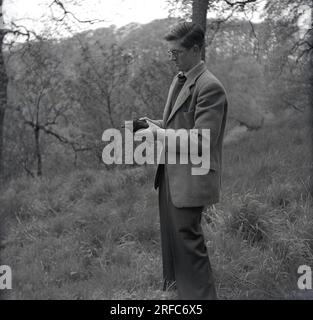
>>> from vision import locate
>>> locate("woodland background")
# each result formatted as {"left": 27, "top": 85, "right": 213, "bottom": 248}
{"left": 0, "top": 0, "right": 312, "bottom": 299}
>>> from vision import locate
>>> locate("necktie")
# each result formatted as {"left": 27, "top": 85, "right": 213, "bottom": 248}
{"left": 170, "top": 72, "right": 187, "bottom": 112}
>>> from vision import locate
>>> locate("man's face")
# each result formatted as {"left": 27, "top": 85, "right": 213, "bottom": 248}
{"left": 167, "top": 40, "right": 196, "bottom": 72}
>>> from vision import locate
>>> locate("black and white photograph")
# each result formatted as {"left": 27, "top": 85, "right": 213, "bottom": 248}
{"left": 0, "top": 0, "right": 312, "bottom": 303}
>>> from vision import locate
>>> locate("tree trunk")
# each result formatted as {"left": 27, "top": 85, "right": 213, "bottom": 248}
{"left": 34, "top": 127, "right": 42, "bottom": 176}
{"left": 0, "top": 34, "right": 7, "bottom": 178}
{"left": 0, "top": 0, "right": 8, "bottom": 178}
{"left": 0, "top": 101, "right": 5, "bottom": 177}
{"left": 192, "top": 0, "right": 209, "bottom": 61}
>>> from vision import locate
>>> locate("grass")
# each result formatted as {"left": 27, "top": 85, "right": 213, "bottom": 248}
{"left": 0, "top": 111, "right": 312, "bottom": 300}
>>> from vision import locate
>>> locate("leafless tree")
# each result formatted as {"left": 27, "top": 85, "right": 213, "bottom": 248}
{"left": 0, "top": 0, "right": 44, "bottom": 179}
{"left": 12, "top": 41, "right": 75, "bottom": 176}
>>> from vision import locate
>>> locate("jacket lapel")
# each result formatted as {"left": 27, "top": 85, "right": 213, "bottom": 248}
{"left": 166, "top": 61, "right": 207, "bottom": 126}
{"left": 162, "top": 77, "right": 177, "bottom": 124}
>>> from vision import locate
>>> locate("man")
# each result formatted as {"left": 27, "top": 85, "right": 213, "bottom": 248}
{"left": 138, "top": 22, "right": 228, "bottom": 300}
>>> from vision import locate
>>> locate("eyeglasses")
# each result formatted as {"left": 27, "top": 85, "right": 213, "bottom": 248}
{"left": 167, "top": 49, "right": 185, "bottom": 60}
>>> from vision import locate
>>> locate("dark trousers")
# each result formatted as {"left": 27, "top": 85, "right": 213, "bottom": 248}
{"left": 158, "top": 165, "right": 217, "bottom": 300}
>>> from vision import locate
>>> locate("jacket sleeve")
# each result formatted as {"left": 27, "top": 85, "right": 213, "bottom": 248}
{"left": 193, "top": 81, "right": 227, "bottom": 148}
{"left": 149, "top": 119, "right": 164, "bottom": 129}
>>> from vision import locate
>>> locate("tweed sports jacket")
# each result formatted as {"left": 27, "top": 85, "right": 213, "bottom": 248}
{"left": 151, "top": 61, "right": 228, "bottom": 208}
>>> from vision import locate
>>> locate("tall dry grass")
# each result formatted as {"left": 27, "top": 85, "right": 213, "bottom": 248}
{"left": 0, "top": 111, "right": 312, "bottom": 299}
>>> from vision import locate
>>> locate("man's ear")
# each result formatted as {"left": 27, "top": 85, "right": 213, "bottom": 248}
{"left": 193, "top": 45, "right": 200, "bottom": 55}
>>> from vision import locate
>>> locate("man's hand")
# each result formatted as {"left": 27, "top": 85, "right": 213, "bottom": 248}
{"left": 122, "top": 119, "right": 149, "bottom": 132}
{"left": 134, "top": 124, "right": 165, "bottom": 144}
{"left": 129, "top": 117, "right": 165, "bottom": 144}
{"left": 139, "top": 117, "right": 162, "bottom": 128}
{"left": 133, "top": 119, "right": 149, "bottom": 132}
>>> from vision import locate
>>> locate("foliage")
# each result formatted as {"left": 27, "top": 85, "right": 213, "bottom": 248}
{"left": 3, "top": 13, "right": 310, "bottom": 178}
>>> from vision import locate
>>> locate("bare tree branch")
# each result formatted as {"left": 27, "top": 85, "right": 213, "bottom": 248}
{"left": 222, "top": 0, "right": 258, "bottom": 8}
{"left": 206, "top": 7, "right": 237, "bottom": 46}
{"left": 49, "top": 0, "right": 107, "bottom": 24}
{"left": 282, "top": 98, "right": 305, "bottom": 112}
{"left": 2, "top": 23, "right": 44, "bottom": 46}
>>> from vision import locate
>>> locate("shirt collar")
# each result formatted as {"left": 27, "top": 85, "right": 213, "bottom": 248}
{"left": 184, "top": 60, "right": 204, "bottom": 79}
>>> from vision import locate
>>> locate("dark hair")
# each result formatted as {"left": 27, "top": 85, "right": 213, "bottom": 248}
{"left": 164, "top": 22, "right": 205, "bottom": 49}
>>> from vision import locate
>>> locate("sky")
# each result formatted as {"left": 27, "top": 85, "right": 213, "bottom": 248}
{"left": 2, "top": 0, "right": 311, "bottom": 39}
{"left": 3, "top": 0, "right": 170, "bottom": 36}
